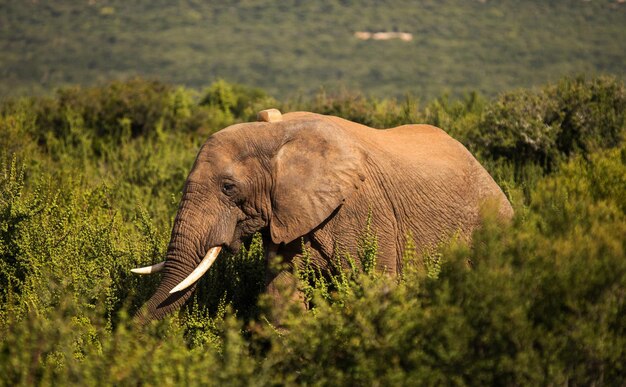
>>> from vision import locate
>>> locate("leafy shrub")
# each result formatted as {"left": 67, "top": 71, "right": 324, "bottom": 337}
{"left": 470, "top": 76, "right": 626, "bottom": 171}
{"left": 199, "top": 79, "right": 278, "bottom": 131}
{"left": 35, "top": 79, "right": 188, "bottom": 139}
{"left": 421, "top": 91, "right": 486, "bottom": 142}
{"left": 1, "top": 76, "right": 625, "bottom": 385}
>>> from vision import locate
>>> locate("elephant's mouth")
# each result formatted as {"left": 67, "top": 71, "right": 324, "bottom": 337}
{"left": 131, "top": 246, "right": 222, "bottom": 293}
{"left": 222, "top": 239, "right": 242, "bottom": 255}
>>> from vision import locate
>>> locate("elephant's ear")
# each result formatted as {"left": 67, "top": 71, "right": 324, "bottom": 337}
{"left": 270, "top": 120, "right": 366, "bottom": 244}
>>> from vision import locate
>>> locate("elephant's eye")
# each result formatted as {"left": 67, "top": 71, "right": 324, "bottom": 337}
{"left": 222, "top": 182, "right": 236, "bottom": 196}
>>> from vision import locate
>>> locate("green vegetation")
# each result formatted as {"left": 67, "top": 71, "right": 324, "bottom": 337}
{"left": 1, "top": 76, "right": 625, "bottom": 384}
{"left": 2, "top": 0, "right": 626, "bottom": 99}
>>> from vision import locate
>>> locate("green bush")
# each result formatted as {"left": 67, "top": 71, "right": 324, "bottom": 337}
{"left": 0, "top": 76, "right": 625, "bottom": 385}
{"left": 200, "top": 79, "right": 278, "bottom": 124}
{"left": 34, "top": 79, "right": 189, "bottom": 139}
{"left": 470, "top": 76, "right": 626, "bottom": 171}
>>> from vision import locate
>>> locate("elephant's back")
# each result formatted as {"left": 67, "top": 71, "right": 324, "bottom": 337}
{"left": 282, "top": 112, "right": 491, "bottom": 188}
{"left": 372, "top": 124, "right": 482, "bottom": 183}
{"left": 378, "top": 124, "right": 464, "bottom": 160}
{"left": 283, "top": 112, "right": 455, "bottom": 154}
{"left": 374, "top": 124, "right": 514, "bottom": 225}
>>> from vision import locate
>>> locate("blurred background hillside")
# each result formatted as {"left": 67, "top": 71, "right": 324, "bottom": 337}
{"left": 2, "top": 0, "right": 625, "bottom": 99}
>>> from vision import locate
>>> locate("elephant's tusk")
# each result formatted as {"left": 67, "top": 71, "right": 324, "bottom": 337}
{"left": 131, "top": 261, "right": 165, "bottom": 274}
{"left": 169, "top": 246, "right": 222, "bottom": 294}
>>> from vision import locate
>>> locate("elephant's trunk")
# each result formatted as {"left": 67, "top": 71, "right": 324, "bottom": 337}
{"left": 134, "top": 208, "right": 213, "bottom": 324}
{"left": 134, "top": 255, "right": 198, "bottom": 324}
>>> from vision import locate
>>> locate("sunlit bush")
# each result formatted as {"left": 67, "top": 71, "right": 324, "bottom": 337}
{"left": 470, "top": 76, "right": 626, "bottom": 171}
{"left": 0, "top": 76, "right": 625, "bottom": 385}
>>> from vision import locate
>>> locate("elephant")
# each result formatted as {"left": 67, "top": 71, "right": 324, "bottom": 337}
{"left": 132, "top": 108, "right": 513, "bottom": 323}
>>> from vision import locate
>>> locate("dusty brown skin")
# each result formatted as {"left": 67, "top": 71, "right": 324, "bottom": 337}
{"left": 135, "top": 111, "right": 513, "bottom": 323}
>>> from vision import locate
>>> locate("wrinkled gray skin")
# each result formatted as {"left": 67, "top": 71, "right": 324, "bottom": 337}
{"left": 135, "top": 112, "right": 513, "bottom": 323}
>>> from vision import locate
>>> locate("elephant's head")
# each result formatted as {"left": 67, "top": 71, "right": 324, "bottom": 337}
{"left": 132, "top": 110, "right": 366, "bottom": 323}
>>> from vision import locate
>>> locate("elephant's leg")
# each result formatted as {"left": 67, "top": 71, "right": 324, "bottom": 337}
{"left": 264, "top": 237, "right": 322, "bottom": 323}
{"left": 265, "top": 268, "right": 304, "bottom": 323}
